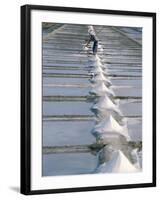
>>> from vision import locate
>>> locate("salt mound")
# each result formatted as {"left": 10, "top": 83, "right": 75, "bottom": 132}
{"left": 95, "top": 54, "right": 101, "bottom": 61}
{"left": 90, "top": 60, "right": 108, "bottom": 73}
{"left": 90, "top": 82, "right": 114, "bottom": 96}
{"left": 90, "top": 66, "right": 104, "bottom": 74}
{"left": 88, "top": 55, "right": 101, "bottom": 62}
{"left": 92, "top": 115, "right": 130, "bottom": 140}
{"left": 103, "top": 68, "right": 108, "bottom": 74}
{"left": 98, "top": 44, "right": 103, "bottom": 49}
{"left": 96, "top": 60, "right": 103, "bottom": 68}
{"left": 92, "top": 72, "right": 110, "bottom": 82}
{"left": 96, "top": 150, "right": 139, "bottom": 173}
{"left": 88, "top": 60, "right": 103, "bottom": 68}
{"left": 93, "top": 55, "right": 103, "bottom": 67}
{"left": 98, "top": 47, "right": 104, "bottom": 52}
{"left": 92, "top": 95, "right": 120, "bottom": 114}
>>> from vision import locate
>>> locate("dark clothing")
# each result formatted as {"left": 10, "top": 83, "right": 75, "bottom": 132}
{"left": 88, "top": 34, "right": 98, "bottom": 54}
{"left": 88, "top": 34, "right": 98, "bottom": 43}
{"left": 93, "top": 40, "right": 98, "bottom": 54}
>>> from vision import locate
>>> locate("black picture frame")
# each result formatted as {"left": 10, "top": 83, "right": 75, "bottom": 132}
{"left": 21, "top": 4, "right": 156, "bottom": 195}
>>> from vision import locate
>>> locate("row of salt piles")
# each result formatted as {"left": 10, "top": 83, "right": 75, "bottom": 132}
{"left": 86, "top": 25, "right": 141, "bottom": 173}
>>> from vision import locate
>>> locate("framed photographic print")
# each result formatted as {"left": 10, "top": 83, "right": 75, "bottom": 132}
{"left": 21, "top": 4, "right": 156, "bottom": 195}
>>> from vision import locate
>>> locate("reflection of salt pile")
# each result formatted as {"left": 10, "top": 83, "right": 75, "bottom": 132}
{"left": 90, "top": 82, "right": 114, "bottom": 96}
{"left": 92, "top": 115, "right": 130, "bottom": 141}
{"left": 92, "top": 94, "right": 121, "bottom": 115}
{"left": 96, "top": 150, "right": 139, "bottom": 173}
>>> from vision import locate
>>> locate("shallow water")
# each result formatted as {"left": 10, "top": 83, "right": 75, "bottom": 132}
{"left": 119, "top": 100, "right": 142, "bottom": 117}
{"left": 43, "top": 86, "right": 90, "bottom": 96}
{"left": 43, "top": 152, "right": 98, "bottom": 176}
{"left": 110, "top": 78, "right": 142, "bottom": 87}
{"left": 127, "top": 118, "right": 142, "bottom": 141}
{"left": 43, "top": 69, "right": 87, "bottom": 74}
{"left": 43, "top": 101, "right": 93, "bottom": 116}
{"left": 43, "top": 77, "right": 89, "bottom": 85}
{"left": 112, "top": 87, "right": 142, "bottom": 97}
{"left": 43, "top": 121, "right": 95, "bottom": 146}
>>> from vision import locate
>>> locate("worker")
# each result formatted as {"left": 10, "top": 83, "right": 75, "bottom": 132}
{"left": 85, "top": 26, "right": 99, "bottom": 55}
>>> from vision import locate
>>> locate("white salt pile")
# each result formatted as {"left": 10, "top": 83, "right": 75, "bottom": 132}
{"left": 96, "top": 150, "right": 139, "bottom": 173}
{"left": 88, "top": 56, "right": 97, "bottom": 62}
{"left": 90, "top": 82, "right": 114, "bottom": 96}
{"left": 95, "top": 55, "right": 101, "bottom": 62}
{"left": 92, "top": 115, "right": 130, "bottom": 141}
{"left": 92, "top": 94, "right": 121, "bottom": 115}
{"left": 95, "top": 59, "right": 103, "bottom": 68}
{"left": 98, "top": 44, "right": 103, "bottom": 52}
{"left": 90, "top": 55, "right": 103, "bottom": 67}
{"left": 90, "top": 66, "right": 104, "bottom": 74}
{"left": 91, "top": 72, "right": 107, "bottom": 82}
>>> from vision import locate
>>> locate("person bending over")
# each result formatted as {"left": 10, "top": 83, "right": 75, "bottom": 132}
{"left": 85, "top": 26, "right": 99, "bottom": 55}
